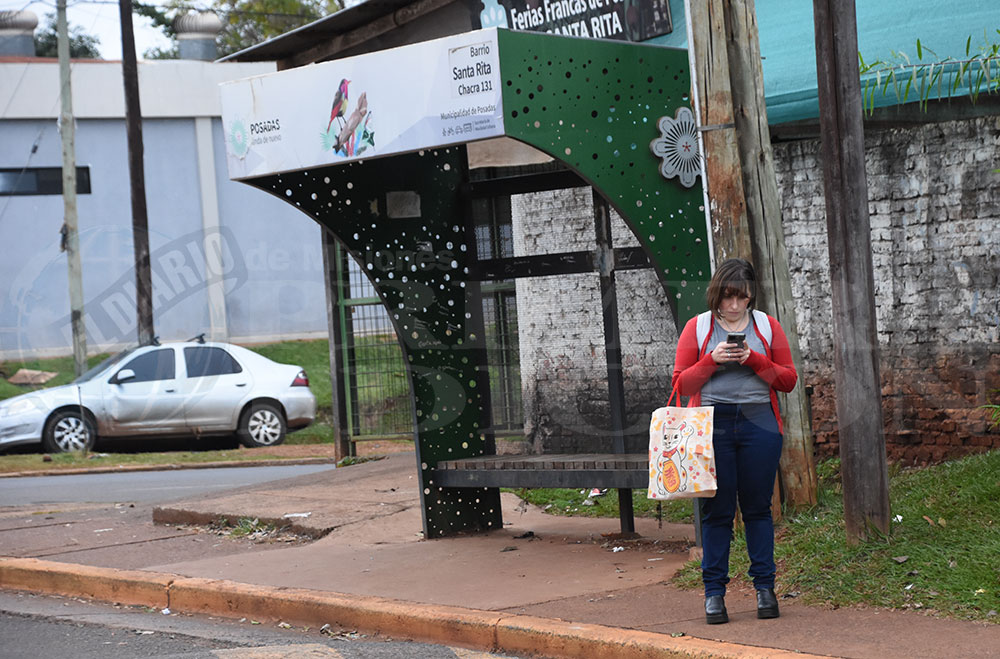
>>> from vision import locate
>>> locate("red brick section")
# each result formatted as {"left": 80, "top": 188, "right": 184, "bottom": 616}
{"left": 806, "top": 348, "right": 1000, "bottom": 466}
{"left": 0, "top": 557, "right": 826, "bottom": 659}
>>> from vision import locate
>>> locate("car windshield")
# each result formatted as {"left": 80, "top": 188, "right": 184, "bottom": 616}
{"left": 73, "top": 347, "right": 137, "bottom": 383}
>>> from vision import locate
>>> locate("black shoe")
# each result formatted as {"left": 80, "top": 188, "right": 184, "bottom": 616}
{"left": 756, "top": 588, "right": 780, "bottom": 619}
{"left": 705, "top": 595, "right": 729, "bottom": 624}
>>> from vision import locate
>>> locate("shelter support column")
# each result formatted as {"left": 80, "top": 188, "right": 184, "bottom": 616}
{"left": 593, "top": 190, "right": 635, "bottom": 536}
{"left": 250, "top": 148, "right": 503, "bottom": 538}
{"left": 320, "top": 230, "right": 353, "bottom": 461}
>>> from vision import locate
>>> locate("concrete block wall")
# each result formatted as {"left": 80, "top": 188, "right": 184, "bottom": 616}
{"left": 512, "top": 115, "right": 999, "bottom": 464}
{"left": 511, "top": 187, "right": 677, "bottom": 455}
{"left": 774, "top": 116, "right": 1000, "bottom": 465}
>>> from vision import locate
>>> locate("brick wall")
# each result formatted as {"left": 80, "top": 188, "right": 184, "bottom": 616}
{"left": 511, "top": 115, "right": 1000, "bottom": 464}
{"left": 774, "top": 116, "right": 1000, "bottom": 464}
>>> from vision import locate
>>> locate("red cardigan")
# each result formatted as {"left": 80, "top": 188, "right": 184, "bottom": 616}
{"left": 670, "top": 312, "right": 798, "bottom": 432}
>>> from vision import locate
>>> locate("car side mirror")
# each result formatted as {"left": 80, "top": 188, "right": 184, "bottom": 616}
{"left": 114, "top": 368, "right": 136, "bottom": 384}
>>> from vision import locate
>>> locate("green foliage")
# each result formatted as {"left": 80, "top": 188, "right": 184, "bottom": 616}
{"left": 983, "top": 389, "right": 1000, "bottom": 430}
{"left": 133, "top": 1, "right": 176, "bottom": 38}
{"left": 337, "top": 454, "right": 384, "bottom": 467}
{"left": 33, "top": 13, "right": 101, "bottom": 59}
{"left": 143, "top": 44, "right": 181, "bottom": 60}
{"left": 858, "top": 31, "right": 1000, "bottom": 114}
{"left": 214, "top": 0, "right": 339, "bottom": 57}
{"left": 137, "top": 0, "right": 345, "bottom": 59}
{"left": 675, "top": 453, "right": 1000, "bottom": 622}
{"left": 507, "top": 487, "right": 694, "bottom": 524}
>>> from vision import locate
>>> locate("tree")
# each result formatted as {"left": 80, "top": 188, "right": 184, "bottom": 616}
{"left": 34, "top": 13, "right": 101, "bottom": 59}
{"left": 214, "top": 0, "right": 342, "bottom": 57}
{"left": 135, "top": 0, "right": 343, "bottom": 59}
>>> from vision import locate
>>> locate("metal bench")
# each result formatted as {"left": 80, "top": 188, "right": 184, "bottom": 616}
{"left": 433, "top": 453, "right": 648, "bottom": 535}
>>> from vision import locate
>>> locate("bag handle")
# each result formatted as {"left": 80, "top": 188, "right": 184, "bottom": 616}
{"left": 666, "top": 383, "right": 681, "bottom": 407}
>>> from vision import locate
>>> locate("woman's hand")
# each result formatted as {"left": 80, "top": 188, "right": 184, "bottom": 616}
{"left": 711, "top": 341, "right": 750, "bottom": 365}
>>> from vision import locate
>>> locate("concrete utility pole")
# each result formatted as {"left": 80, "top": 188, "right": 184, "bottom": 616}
{"left": 812, "top": 0, "right": 890, "bottom": 542}
{"left": 56, "top": 0, "right": 87, "bottom": 376}
{"left": 686, "top": 0, "right": 818, "bottom": 507}
{"left": 119, "top": 0, "right": 155, "bottom": 345}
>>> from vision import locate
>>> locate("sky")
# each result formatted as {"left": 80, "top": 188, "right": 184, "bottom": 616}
{"left": 2, "top": 0, "right": 176, "bottom": 60}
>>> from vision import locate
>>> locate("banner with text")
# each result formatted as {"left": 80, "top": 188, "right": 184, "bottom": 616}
{"left": 220, "top": 29, "right": 504, "bottom": 180}
{"left": 478, "top": 0, "right": 672, "bottom": 42}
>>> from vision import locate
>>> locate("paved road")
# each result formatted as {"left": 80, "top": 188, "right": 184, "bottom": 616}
{"left": 0, "top": 591, "right": 522, "bottom": 658}
{"left": 0, "top": 464, "right": 337, "bottom": 506}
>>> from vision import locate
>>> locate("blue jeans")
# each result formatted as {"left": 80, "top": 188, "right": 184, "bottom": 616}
{"left": 701, "top": 403, "right": 783, "bottom": 597}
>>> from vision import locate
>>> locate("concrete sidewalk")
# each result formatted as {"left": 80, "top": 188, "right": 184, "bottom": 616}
{"left": 1, "top": 452, "right": 997, "bottom": 658}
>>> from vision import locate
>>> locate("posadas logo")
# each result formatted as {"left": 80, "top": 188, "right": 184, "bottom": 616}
{"left": 228, "top": 117, "right": 251, "bottom": 159}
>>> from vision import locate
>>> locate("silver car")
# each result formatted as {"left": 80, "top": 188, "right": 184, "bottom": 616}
{"left": 0, "top": 340, "right": 316, "bottom": 453}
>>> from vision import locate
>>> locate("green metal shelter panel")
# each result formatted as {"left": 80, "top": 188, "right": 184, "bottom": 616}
{"left": 220, "top": 28, "right": 711, "bottom": 538}
{"left": 246, "top": 148, "right": 502, "bottom": 538}
{"left": 496, "top": 30, "right": 710, "bottom": 323}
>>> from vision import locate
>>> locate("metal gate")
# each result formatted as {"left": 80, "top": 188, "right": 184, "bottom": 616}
{"left": 335, "top": 191, "right": 522, "bottom": 445}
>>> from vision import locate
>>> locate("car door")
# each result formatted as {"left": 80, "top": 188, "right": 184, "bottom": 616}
{"left": 103, "top": 347, "right": 186, "bottom": 435}
{"left": 180, "top": 346, "right": 252, "bottom": 431}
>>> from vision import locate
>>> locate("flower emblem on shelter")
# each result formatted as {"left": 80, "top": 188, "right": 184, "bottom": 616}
{"left": 650, "top": 106, "right": 701, "bottom": 188}
{"left": 228, "top": 118, "right": 250, "bottom": 159}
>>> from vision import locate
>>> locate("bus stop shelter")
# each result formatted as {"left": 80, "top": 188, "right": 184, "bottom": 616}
{"left": 220, "top": 27, "right": 712, "bottom": 539}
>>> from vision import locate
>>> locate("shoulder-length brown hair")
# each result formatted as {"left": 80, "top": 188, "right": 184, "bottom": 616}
{"left": 706, "top": 258, "right": 757, "bottom": 314}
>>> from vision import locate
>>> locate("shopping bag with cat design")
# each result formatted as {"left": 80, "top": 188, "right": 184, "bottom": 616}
{"left": 647, "top": 388, "right": 716, "bottom": 500}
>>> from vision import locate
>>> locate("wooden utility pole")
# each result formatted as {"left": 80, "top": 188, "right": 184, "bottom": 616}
{"left": 686, "top": 0, "right": 818, "bottom": 507}
{"left": 57, "top": 0, "right": 87, "bottom": 377}
{"left": 812, "top": 0, "right": 890, "bottom": 542}
{"left": 119, "top": 0, "right": 155, "bottom": 345}
{"left": 686, "top": 0, "right": 751, "bottom": 263}
{"left": 723, "top": 0, "right": 817, "bottom": 507}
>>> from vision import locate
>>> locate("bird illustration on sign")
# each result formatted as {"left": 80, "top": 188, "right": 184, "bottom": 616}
{"left": 320, "top": 78, "right": 376, "bottom": 157}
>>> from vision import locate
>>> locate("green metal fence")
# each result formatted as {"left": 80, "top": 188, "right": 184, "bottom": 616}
{"left": 336, "top": 190, "right": 522, "bottom": 444}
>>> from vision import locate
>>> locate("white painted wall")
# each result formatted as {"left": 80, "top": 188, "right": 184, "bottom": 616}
{"left": 0, "top": 59, "right": 328, "bottom": 359}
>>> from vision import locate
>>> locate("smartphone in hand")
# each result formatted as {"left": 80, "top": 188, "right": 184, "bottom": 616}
{"left": 727, "top": 332, "right": 746, "bottom": 348}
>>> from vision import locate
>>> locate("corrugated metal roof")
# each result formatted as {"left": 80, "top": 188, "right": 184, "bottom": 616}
{"left": 218, "top": 0, "right": 419, "bottom": 63}
{"left": 224, "top": 0, "right": 1000, "bottom": 124}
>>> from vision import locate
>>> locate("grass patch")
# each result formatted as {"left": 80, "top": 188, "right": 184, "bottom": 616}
{"left": 0, "top": 353, "right": 112, "bottom": 401}
{"left": 672, "top": 451, "right": 1000, "bottom": 622}
{"left": 507, "top": 487, "right": 694, "bottom": 524}
{"left": 0, "top": 446, "right": 335, "bottom": 475}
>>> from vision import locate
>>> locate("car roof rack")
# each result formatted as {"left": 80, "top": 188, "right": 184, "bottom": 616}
{"left": 187, "top": 333, "right": 206, "bottom": 344}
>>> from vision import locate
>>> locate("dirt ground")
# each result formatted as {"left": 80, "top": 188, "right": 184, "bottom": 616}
{"left": 273, "top": 438, "right": 414, "bottom": 459}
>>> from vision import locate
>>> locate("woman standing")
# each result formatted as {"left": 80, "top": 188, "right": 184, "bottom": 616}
{"left": 671, "top": 258, "right": 798, "bottom": 624}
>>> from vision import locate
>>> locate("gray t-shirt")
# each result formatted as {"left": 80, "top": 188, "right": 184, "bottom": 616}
{"left": 700, "top": 317, "right": 772, "bottom": 405}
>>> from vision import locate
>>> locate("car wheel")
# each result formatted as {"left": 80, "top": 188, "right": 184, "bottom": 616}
{"left": 42, "top": 409, "right": 97, "bottom": 453}
{"left": 238, "top": 402, "right": 286, "bottom": 448}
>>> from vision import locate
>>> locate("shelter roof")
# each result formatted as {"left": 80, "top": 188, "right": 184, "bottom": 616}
{"left": 223, "top": 0, "right": 999, "bottom": 126}
{"left": 216, "top": 0, "right": 422, "bottom": 64}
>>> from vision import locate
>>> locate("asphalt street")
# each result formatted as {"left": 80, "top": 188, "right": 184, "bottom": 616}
{"left": 0, "top": 464, "right": 337, "bottom": 506}
{"left": 0, "top": 591, "right": 525, "bottom": 659}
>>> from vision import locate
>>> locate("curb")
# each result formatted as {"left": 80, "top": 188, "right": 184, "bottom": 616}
{"left": 0, "top": 457, "right": 337, "bottom": 479}
{"left": 0, "top": 557, "right": 824, "bottom": 659}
